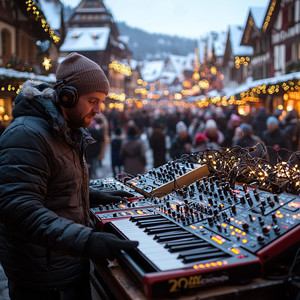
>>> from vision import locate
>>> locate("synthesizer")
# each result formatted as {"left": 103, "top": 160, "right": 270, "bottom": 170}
{"left": 90, "top": 174, "right": 300, "bottom": 297}
{"left": 123, "top": 160, "right": 209, "bottom": 197}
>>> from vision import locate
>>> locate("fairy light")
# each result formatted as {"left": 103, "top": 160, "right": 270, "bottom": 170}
{"left": 109, "top": 61, "right": 132, "bottom": 76}
{"left": 235, "top": 56, "right": 250, "bottom": 68}
{"left": 42, "top": 57, "right": 52, "bottom": 71}
{"left": 25, "top": 0, "right": 60, "bottom": 43}
{"left": 244, "top": 16, "right": 254, "bottom": 44}
{"left": 263, "top": 0, "right": 277, "bottom": 32}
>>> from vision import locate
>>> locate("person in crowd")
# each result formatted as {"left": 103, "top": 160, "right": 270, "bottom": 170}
{"left": 0, "top": 52, "right": 138, "bottom": 300}
{"left": 252, "top": 107, "right": 268, "bottom": 139}
{"left": 282, "top": 109, "right": 300, "bottom": 152}
{"left": 86, "top": 116, "right": 104, "bottom": 178}
{"left": 192, "top": 133, "right": 220, "bottom": 152}
{"left": 222, "top": 114, "right": 241, "bottom": 147}
{"left": 110, "top": 126, "right": 124, "bottom": 177}
{"left": 120, "top": 122, "right": 147, "bottom": 176}
{"left": 202, "top": 119, "right": 224, "bottom": 146}
{"left": 96, "top": 113, "right": 109, "bottom": 167}
{"left": 233, "top": 123, "right": 261, "bottom": 148}
{"left": 169, "top": 121, "right": 192, "bottom": 159}
{"left": 233, "top": 123, "right": 266, "bottom": 157}
{"left": 188, "top": 117, "right": 204, "bottom": 142}
{"left": 262, "top": 116, "right": 287, "bottom": 150}
{"left": 149, "top": 120, "right": 167, "bottom": 168}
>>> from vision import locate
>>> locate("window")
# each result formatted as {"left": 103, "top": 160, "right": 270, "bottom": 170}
{"left": 1, "top": 29, "right": 11, "bottom": 59}
{"left": 86, "top": 0, "right": 97, "bottom": 8}
{"left": 288, "top": 3, "right": 295, "bottom": 26}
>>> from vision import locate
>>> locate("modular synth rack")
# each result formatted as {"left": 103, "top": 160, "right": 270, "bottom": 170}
{"left": 90, "top": 162, "right": 300, "bottom": 298}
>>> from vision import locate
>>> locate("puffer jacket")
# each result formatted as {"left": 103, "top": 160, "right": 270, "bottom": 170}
{"left": 0, "top": 80, "right": 94, "bottom": 289}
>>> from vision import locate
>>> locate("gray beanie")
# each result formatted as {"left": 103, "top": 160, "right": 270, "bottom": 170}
{"left": 56, "top": 52, "right": 109, "bottom": 96}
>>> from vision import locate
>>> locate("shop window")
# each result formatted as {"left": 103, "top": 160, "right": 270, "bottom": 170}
{"left": 1, "top": 28, "right": 12, "bottom": 59}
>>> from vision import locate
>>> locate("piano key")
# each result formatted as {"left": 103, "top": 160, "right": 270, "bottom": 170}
{"left": 168, "top": 241, "right": 212, "bottom": 252}
{"left": 110, "top": 219, "right": 186, "bottom": 270}
{"left": 178, "top": 247, "right": 220, "bottom": 257}
{"left": 182, "top": 251, "right": 229, "bottom": 263}
{"left": 145, "top": 225, "right": 183, "bottom": 234}
{"left": 136, "top": 219, "right": 172, "bottom": 228}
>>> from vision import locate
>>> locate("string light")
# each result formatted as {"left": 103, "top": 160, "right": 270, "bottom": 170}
{"left": 25, "top": 0, "right": 60, "bottom": 43}
{"left": 263, "top": 0, "right": 277, "bottom": 32}
{"left": 109, "top": 61, "right": 132, "bottom": 76}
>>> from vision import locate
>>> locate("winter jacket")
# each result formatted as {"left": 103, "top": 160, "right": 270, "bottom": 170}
{"left": 120, "top": 135, "right": 146, "bottom": 175}
{"left": 0, "top": 80, "right": 94, "bottom": 289}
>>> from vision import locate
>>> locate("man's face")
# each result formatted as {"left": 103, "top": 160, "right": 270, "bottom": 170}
{"left": 62, "top": 91, "right": 106, "bottom": 129}
{"left": 267, "top": 122, "right": 277, "bottom": 133}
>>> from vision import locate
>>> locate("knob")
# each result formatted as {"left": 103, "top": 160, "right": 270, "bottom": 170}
{"left": 242, "top": 223, "right": 249, "bottom": 231}
{"left": 257, "top": 235, "right": 265, "bottom": 242}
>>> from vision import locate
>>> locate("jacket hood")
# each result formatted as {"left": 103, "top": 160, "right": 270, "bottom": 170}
{"left": 13, "top": 80, "right": 65, "bottom": 131}
{"left": 13, "top": 80, "right": 93, "bottom": 147}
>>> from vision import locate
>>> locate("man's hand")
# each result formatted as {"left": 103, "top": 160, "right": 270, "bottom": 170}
{"left": 85, "top": 232, "right": 139, "bottom": 262}
{"left": 89, "top": 187, "right": 134, "bottom": 206}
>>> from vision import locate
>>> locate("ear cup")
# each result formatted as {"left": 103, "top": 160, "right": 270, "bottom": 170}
{"left": 58, "top": 86, "right": 78, "bottom": 108}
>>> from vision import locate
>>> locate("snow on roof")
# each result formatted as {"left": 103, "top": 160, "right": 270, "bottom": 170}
{"left": 229, "top": 25, "right": 253, "bottom": 56}
{"left": 0, "top": 67, "right": 56, "bottom": 83}
{"left": 183, "top": 53, "right": 196, "bottom": 71}
{"left": 129, "top": 59, "right": 139, "bottom": 70}
{"left": 60, "top": 27, "right": 110, "bottom": 52}
{"left": 223, "top": 71, "right": 300, "bottom": 97}
{"left": 167, "top": 54, "right": 190, "bottom": 81}
{"left": 160, "top": 71, "right": 177, "bottom": 85}
{"left": 250, "top": 6, "right": 268, "bottom": 29}
{"left": 39, "top": 0, "right": 61, "bottom": 30}
{"left": 141, "top": 60, "right": 164, "bottom": 82}
{"left": 198, "top": 31, "right": 226, "bottom": 63}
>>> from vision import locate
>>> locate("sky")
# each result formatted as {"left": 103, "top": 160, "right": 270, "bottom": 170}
{"left": 61, "top": 0, "right": 270, "bottom": 39}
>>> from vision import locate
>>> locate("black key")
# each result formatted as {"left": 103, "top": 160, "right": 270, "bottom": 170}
{"left": 165, "top": 238, "right": 205, "bottom": 247}
{"left": 146, "top": 226, "right": 183, "bottom": 234}
{"left": 182, "top": 251, "right": 228, "bottom": 263}
{"left": 156, "top": 233, "right": 194, "bottom": 242}
{"left": 137, "top": 219, "right": 172, "bottom": 228}
{"left": 168, "top": 241, "right": 211, "bottom": 252}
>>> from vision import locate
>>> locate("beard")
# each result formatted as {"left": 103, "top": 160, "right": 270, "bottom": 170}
{"left": 65, "top": 109, "right": 95, "bottom": 129}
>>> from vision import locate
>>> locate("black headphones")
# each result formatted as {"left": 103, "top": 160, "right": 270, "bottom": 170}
{"left": 54, "top": 80, "right": 79, "bottom": 108}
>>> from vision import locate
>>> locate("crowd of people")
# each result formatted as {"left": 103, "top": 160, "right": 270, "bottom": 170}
{"left": 86, "top": 104, "right": 300, "bottom": 177}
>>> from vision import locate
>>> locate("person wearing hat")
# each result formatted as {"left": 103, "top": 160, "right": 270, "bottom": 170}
{"left": 169, "top": 121, "right": 192, "bottom": 159}
{"left": 262, "top": 116, "right": 287, "bottom": 151}
{"left": 0, "top": 52, "right": 138, "bottom": 300}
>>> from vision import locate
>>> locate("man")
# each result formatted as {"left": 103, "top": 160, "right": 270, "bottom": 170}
{"left": 169, "top": 121, "right": 192, "bottom": 159}
{"left": 0, "top": 52, "right": 138, "bottom": 300}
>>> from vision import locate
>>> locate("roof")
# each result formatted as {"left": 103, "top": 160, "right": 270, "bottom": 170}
{"left": 0, "top": 67, "right": 56, "bottom": 83}
{"left": 223, "top": 71, "right": 300, "bottom": 97}
{"left": 198, "top": 31, "right": 226, "bottom": 63}
{"left": 60, "top": 27, "right": 110, "bottom": 52}
{"left": 229, "top": 24, "right": 253, "bottom": 56}
{"left": 38, "top": 0, "right": 62, "bottom": 30}
{"left": 141, "top": 60, "right": 165, "bottom": 82}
